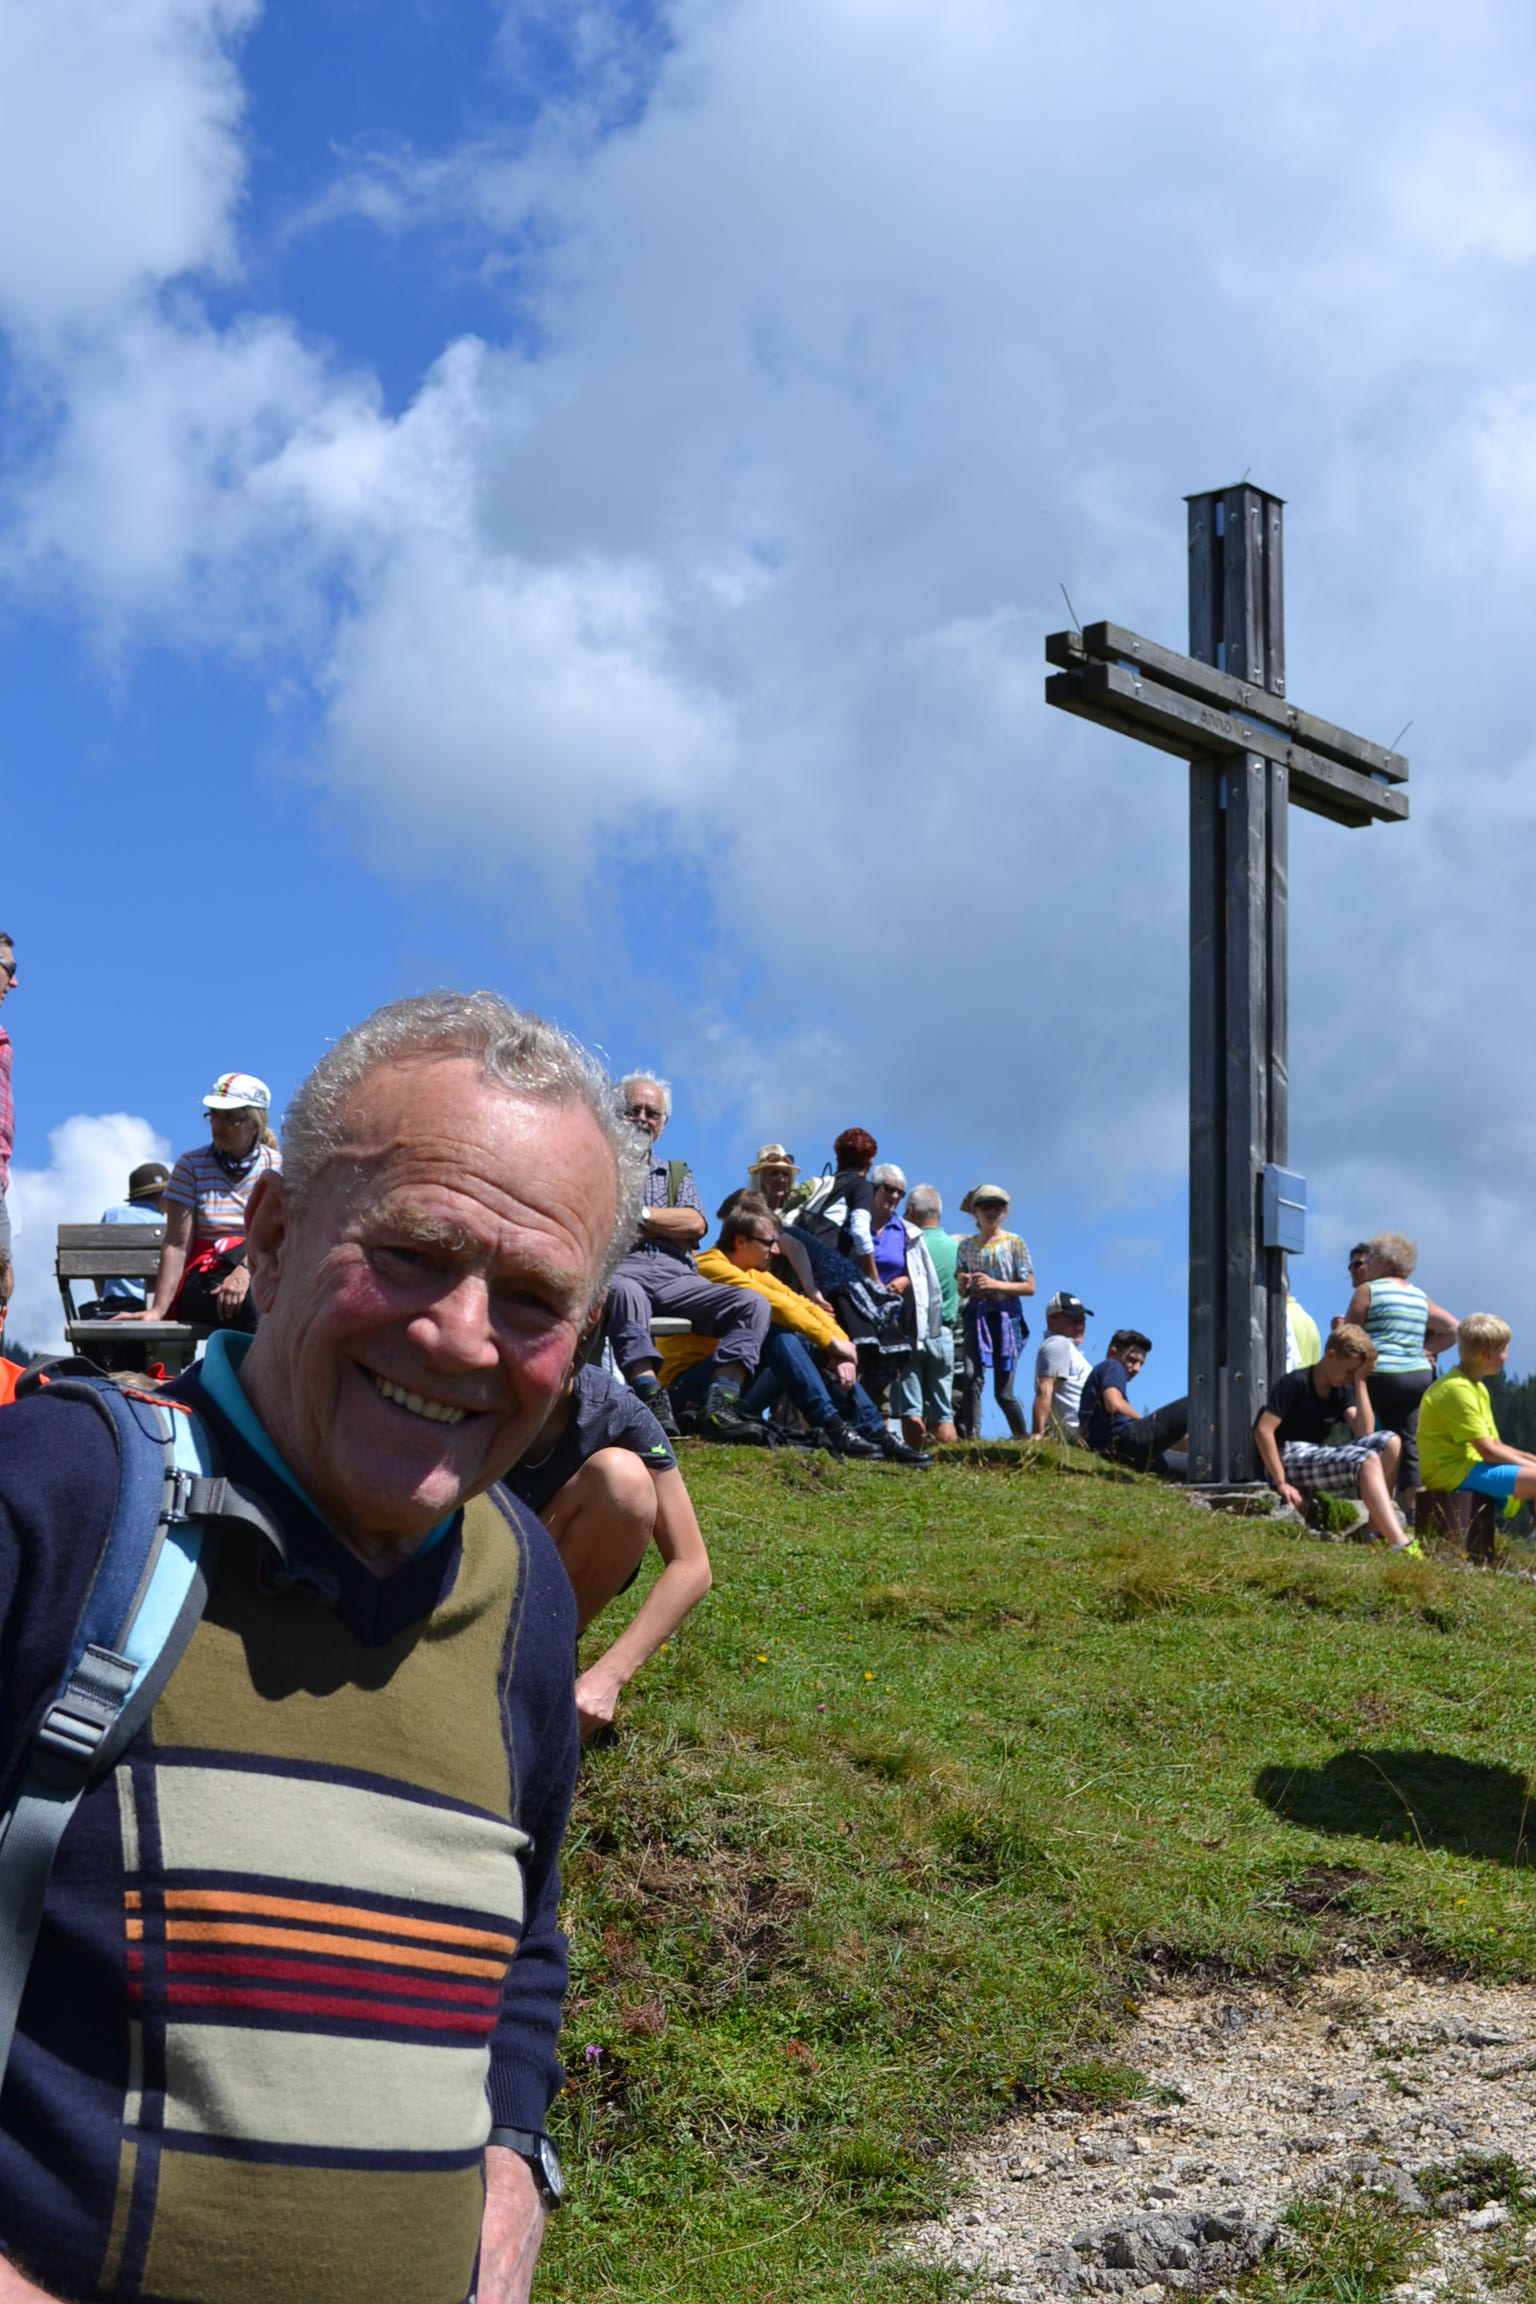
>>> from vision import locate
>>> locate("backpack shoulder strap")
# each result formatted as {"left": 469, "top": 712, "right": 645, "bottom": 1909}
{"left": 0, "top": 1382, "right": 228, "bottom": 2085}
{"left": 666, "top": 1159, "right": 688, "bottom": 1208}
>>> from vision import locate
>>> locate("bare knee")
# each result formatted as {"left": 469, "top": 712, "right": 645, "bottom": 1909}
{"left": 544, "top": 1449, "right": 659, "bottom": 1632}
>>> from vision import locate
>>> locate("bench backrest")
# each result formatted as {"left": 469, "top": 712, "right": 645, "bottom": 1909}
{"left": 56, "top": 1223, "right": 166, "bottom": 1280}
{"left": 56, "top": 1222, "right": 165, "bottom": 1321}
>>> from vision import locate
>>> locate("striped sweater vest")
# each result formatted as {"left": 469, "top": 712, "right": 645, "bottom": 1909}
{"left": 90, "top": 1488, "right": 531, "bottom": 2304}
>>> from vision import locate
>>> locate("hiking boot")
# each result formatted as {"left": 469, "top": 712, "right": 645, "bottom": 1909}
{"left": 820, "top": 1417, "right": 882, "bottom": 1460}
{"left": 632, "top": 1378, "right": 679, "bottom": 1438}
{"left": 699, "top": 1382, "right": 770, "bottom": 1445}
{"left": 877, "top": 1430, "right": 933, "bottom": 1469}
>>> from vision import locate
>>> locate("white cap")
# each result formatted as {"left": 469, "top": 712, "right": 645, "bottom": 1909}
{"left": 203, "top": 1071, "right": 271, "bottom": 1112}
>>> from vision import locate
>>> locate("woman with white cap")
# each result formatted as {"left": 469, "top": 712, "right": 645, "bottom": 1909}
{"left": 120, "top": 1071, "right": 281, "bottom": 1333}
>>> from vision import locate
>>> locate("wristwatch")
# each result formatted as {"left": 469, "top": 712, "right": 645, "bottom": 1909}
{"left": 488, "top": 2127, "right": 565, "bottom": 2211}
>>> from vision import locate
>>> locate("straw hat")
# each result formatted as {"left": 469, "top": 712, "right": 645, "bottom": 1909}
{"left": 748, "top": 1143, "right": 799, "bottom": 1177}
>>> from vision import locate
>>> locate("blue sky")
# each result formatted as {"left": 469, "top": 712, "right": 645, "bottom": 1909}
{"left": 4, "top": 0, "right": 1536, "bottom": 1419}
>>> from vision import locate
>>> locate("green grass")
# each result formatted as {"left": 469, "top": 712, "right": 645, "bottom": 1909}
{"left": 539, "top": 1446, "right": 1536, "bottom": 2302}
{"left": 1251, "top": 2186, "right": 1423, "bottom": 2304}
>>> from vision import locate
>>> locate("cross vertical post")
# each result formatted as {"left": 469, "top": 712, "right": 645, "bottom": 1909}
{"left": 1186, "top": 486, "right": 1287, "bottom": 1483}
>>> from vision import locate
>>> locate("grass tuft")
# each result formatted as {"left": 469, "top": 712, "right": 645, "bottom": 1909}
{"left": 1250, "top": 2185, "right": 1422, "bottom": 2304}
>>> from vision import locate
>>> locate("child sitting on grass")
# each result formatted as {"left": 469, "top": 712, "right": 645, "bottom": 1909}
{"left": 1253, "top": 1322, "right": 1416, "bottom": 1550}
{"left": 1417, "top": 1313, "right": 1536, "bottom": 1506}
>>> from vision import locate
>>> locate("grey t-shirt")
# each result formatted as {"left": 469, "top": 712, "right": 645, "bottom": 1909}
{"left": 1034, "top": 1334, "right": 1092, "bottom": 1430}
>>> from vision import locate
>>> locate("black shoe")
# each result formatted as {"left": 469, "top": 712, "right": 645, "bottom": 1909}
{"left": 633, "top": 1380, "right": 679, "bottom": 1439}
{"left": 699, "top": 1407, "right": 773, "bottom": 1445}
{"left": 820, "top": 1417, "right": 882, "bottom": 1460}
{"left": 877, "top": 1430, "right": 933, "bottom": 1469}
{"left": 699, "top": 1382, "right": 771, "bottom": 1445}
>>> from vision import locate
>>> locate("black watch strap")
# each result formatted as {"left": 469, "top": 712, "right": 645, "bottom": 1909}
{"left": 488, "top": 2126, "right": 565, "bottom": 2210}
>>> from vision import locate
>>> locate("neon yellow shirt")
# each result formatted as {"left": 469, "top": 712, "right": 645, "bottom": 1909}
{"left": 1286, "top": 1297, "right": 1321, "bottom": 1370}
{"left": 1417, "top": 1368, "right": 1499, "bottom": 1492}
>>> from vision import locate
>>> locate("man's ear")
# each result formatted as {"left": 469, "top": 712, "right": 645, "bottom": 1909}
{"left": 245, "top": 1172, "right": 290, "bottom": 1314}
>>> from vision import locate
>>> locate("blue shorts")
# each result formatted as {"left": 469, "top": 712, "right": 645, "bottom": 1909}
{"left": 1458, "top": 1462, "right": 1521, "bottom": 1501}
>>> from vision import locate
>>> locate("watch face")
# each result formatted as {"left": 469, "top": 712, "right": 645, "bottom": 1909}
{"left": 537, "top": 2134, "right": 566, "bottom": 2207}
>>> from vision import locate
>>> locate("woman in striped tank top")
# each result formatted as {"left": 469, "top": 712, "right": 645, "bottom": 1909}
{"left": 1343, "top": 1230, "right": 1457, "bottom": 1498}
{"left": 120, "top": 1071, "right": 281, "bottom": 1335}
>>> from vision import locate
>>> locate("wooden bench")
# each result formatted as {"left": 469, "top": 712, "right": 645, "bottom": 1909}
{"left": 1415, "top": 1486, "right": 1499, "bottom": 1565}
{"left": 56, "top": 1224, "right": 199, "bottom": 1375}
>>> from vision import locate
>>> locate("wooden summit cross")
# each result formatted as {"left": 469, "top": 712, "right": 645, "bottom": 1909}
{"left": 1044, "top": 485, "right": 1410, "bottom": 1487}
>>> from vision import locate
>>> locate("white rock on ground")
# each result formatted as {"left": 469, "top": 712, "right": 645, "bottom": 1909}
{"left": 904, "top": 1962, "right": 1536, "bottom": 2302}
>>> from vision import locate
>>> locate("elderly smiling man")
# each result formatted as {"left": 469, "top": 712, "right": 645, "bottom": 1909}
{"left": 0, "top": 993, "right": 644, "bottom": 2304}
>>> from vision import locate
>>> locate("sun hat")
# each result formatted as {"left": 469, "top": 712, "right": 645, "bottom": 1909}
{"left": 203, "top": 1072, "right": 271, "bottom": 1113}
{"left": 1046, "top": 1291, "right": 1094, "bottom": 1320}
{"left": 960, "top": 1183, "right": 1011, "bottom": 1214}
{"left": 748, "top": 1143, "right": 799, "bottom": 1176}
{"left": 127, "top": 1161, "right": 172, "bottom": 1204}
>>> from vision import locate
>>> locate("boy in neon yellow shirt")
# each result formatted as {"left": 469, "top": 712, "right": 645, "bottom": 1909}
{"left": 1418, "top": 1313, "right": 1536, "bottom": 1503}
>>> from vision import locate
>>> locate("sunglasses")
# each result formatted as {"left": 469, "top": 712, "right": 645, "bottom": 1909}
{"left": 0, "top": 958, "right": 16, "bottom": 981}
{"left": 627, "top": 1103, "right": 664, "bottom": 1120}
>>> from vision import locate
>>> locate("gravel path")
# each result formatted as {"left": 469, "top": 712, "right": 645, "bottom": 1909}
{"left": 906, "top": 1962, "right": 1536, "bottom": 2301}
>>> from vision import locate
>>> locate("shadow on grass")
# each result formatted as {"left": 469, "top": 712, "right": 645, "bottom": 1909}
{"left": 1255, "top": 1748, "right": 1536, "bottom": 1867}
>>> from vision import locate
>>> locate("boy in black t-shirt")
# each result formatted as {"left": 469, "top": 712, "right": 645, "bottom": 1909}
{"left": 504, "top": 1357, "right": 713, "bottom": 1734}
{"left": 1253, "top": 1323, "right": 1415, "bottom": 1549}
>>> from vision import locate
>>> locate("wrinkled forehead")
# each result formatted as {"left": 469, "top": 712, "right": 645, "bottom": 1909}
{"left": 321, "top": 1061, "right": 617, "bottom": 1269}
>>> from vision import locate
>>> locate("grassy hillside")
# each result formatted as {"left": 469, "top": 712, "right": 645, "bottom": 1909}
{"left": 539, "top": 1447, "right": 1536, "bottom": 2302}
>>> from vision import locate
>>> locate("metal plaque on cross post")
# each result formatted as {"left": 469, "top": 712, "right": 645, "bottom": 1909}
{"left": 1044, "top": 486, "right": 1409, "bottom": 1487}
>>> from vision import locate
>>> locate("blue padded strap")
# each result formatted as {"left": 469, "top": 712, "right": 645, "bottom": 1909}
{"left": 0, "top": 1392, "right": 213, "bottom": 2087}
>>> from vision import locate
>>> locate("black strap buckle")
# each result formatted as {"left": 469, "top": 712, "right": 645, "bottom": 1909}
{"left": 33, "top": 1646, "right": 137, "bottom": 1786}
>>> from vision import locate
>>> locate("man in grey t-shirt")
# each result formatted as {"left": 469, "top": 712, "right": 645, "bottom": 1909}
{"left": 1032, "top": 1291, "right": 1094, "bottom": 1439}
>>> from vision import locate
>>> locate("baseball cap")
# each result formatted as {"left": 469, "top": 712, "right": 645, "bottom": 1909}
{"left": 203, "top": 1072, "right": 271, "bottom": 1112}
{"left": 1046, "top": 1291, "right": 1094, "bottom": 1319}
{"left": 127, "top": 1161, "right": 171, "bottom": 1203}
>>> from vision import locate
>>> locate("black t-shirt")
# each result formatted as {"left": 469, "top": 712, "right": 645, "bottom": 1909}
{"left": 1261, "top": 1366, "right": 1355, "bottom": 1447}
{"left": 504, "top": 1364, "right": 677, "bottom": 1516}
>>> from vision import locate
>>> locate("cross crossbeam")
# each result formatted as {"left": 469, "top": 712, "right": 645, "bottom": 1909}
{"left": 1045, "top": 626, "right": 1408, "bottom": 830}
{"left": 1043, "top": 485, "right": 1411, "bottom": 1485}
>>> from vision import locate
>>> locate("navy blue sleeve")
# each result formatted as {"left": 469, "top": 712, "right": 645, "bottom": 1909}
{"left": 0, "top": 1397, "right": 118, "bottom": 1801}
{"left": 486, "top": 1490, "right": 581, "bottom": 2131}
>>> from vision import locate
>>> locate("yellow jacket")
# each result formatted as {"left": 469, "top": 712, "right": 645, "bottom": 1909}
{"left": 657, "top": 1249, "right": 848, "bottom": 1383}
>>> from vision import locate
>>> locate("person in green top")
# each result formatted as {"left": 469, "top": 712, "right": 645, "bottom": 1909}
{"left": 901, "top": 1183, "right": 960, "bottom": 1444}
{"left": 1418, "top": 1313, "right": 1536, "bottom": 1503}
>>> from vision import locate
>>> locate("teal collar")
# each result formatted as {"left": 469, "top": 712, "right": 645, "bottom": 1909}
{"left": 199, "top": 1331, "right": 453, "bottom": 1554}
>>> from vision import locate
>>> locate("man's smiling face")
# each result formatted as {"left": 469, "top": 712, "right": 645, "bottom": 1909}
{"left": 242, "top": 1056, "right": 618, "bottom": 1562}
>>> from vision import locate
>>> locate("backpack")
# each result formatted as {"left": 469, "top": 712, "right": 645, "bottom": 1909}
{"left": 786, "top": 1169, "right": 852, "bottom": 1254}
{"left": 0, "top": 1375, "right": 286, "bottom": 2086}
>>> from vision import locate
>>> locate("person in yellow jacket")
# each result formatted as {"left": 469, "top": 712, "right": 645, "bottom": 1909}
{"left": 659, "top": 1202, "right": 932, "bottom": 1466}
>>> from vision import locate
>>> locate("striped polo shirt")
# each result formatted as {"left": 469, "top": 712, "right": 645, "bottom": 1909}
{"left": 163, "top": 1141, "right": 282, "bottom": 1248}
{"left": 1363, "top": 1278, "right": 1431, "bottom": 1372}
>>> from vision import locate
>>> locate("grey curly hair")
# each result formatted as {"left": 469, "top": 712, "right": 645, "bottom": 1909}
{"left": 280, "top": 991, "right": 648, "bottom": 1295}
